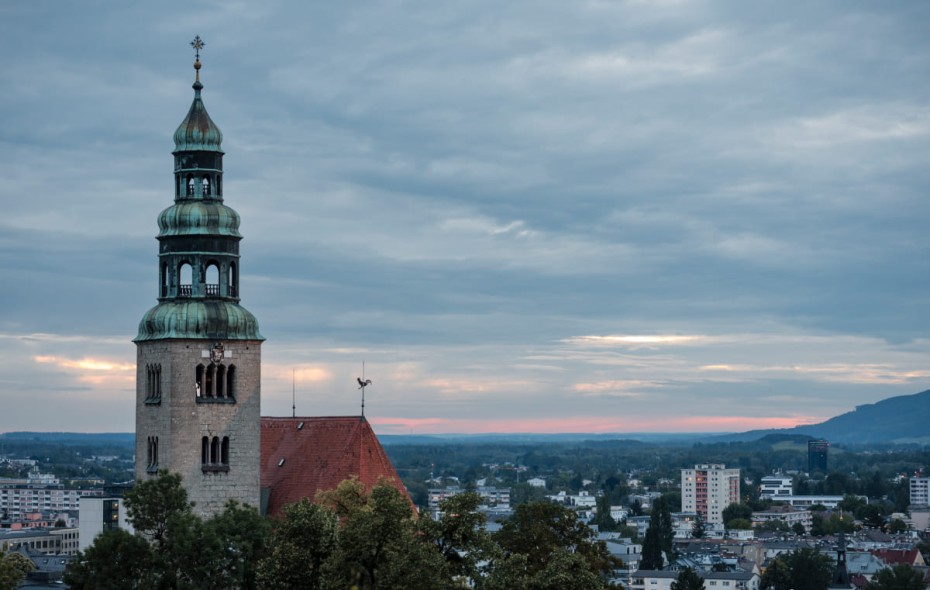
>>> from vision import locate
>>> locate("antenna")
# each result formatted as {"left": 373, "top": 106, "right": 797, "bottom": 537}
{"left": 292, "top": 369, "right": 296, "bottom": 418}
{"left": 356, "top": 361, "right": 371, "bottom": 419}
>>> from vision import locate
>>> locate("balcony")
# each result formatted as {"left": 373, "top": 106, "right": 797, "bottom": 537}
{"left": 179, "top": 285, "right": 192, "bottom": 297}
{"left": 205, "top": 283, "right": 220, "bottom": 296}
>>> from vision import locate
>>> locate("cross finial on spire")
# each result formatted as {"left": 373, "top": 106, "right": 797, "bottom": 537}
{"left": 190, "top": 35, "right": 205, "bottom": 82}
{"left": 191, "top": 35, "right": 205, "bottom": 58}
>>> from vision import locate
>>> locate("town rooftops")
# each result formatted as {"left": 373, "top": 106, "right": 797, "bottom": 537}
{"left": 260, "top": 416, "right": 408, "bottom": 516}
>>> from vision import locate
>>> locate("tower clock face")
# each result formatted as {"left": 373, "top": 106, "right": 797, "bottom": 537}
{"left": 211, "top": 342, "right": 225, "bottom": 363}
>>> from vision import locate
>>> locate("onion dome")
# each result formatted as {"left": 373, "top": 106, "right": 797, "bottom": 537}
{"left": 173, "top": 52, "right": 224, "bottom": 153}
{"left": 157, "top": 201, "right": 242, "bottom": 238}
{"left": 136, "top": 300, "right": 263, "bottom": 342}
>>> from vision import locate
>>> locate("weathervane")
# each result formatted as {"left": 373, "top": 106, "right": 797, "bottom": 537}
{"left": 356, "top": 361, "right": 372, "bottom": 419}
{"left": 190, "top": 35, "right": 205, "bottom": 82}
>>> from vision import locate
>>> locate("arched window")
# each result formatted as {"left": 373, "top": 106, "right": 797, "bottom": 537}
{"left": 195, "top": 364, "right": 204, "bottom": 398}
{"left": 228, "top": 262, "right": 237, "bottom": 297}
{"left": 210, "top": 437, "right": 220, "bottom": 464}
{"left": 155, "top": 365, "right": 161, "bottom": 399}
{"left": 179, "top": 263, "right": 193, "bottom": 297}
{"left": 216, "top": 365, "right": 226, "bottom": 398}
{"left": 205, "top": 263, "right": 219, "bottom": 296}
{"left": 186, "top": 174, "right": 195, "bottom": 197}
{"left": 147, "top": 436, "right": 159, "bottom": 473}
{"left": 226, "top": 365, "right": 236, "bottom": 399}
{"left": 202, "top": 175, "right": 211, "bottom": 196}
{"left": 221, "top": 437, "right": 229, "bottom": 465}
{"left": 205, "top": 364, "right": 215, "bottom": 398}
{"left": 217, "top": 175, "right": 222, "bottom": 196}
{"left": 201, "top": 437, "right": 209, "bottom": 465}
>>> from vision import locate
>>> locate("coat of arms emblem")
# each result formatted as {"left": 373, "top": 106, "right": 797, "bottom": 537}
{"left": 210, "top": 342, "right": 224, "bottom": 364}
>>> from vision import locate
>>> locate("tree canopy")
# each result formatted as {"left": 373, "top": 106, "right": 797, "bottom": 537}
{"left": 671, "top": 568, "right": 706, "bottom": 590}
{"left": 761, "top": 548, "right": 834, "bottom": 590}
{"left": 65, "top": 471, "right": 269, "bottom": 590}
{"left": 865, "top": 564, "right": 928, "bottom": 590}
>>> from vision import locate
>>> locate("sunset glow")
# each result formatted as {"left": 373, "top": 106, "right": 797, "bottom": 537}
{"left": 368, "top": 414, "right": 823, "bottom": 435}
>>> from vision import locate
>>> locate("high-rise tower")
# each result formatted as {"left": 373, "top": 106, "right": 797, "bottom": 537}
{"left": 681, "top": 463, "right": 740, "bottom": 524}
{"left": 134, "top": 38, "right": 263, "bottom": 516}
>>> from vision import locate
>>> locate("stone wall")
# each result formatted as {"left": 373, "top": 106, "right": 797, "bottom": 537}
{"left": 135, "top": 338, "right": 262, "bottom": 518}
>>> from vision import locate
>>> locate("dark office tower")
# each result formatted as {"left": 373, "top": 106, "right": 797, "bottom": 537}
{"left": 808, "top": 439, "right": 829, "bottom": 474}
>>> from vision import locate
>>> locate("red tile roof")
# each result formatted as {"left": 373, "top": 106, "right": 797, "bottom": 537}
{"left": 869, "top": 548, "right": 924, "bottom": 567}
{"left": 260, "top": 416, "right": 409, "bottom": 517}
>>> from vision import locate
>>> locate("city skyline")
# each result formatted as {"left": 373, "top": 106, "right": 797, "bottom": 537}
{"left": 2, "top": 2, "right": 930, "bottom": 434}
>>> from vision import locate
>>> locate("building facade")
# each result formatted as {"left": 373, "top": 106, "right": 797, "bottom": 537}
{"left": 910, "top": 476, "right": 930, "bottom": 507}
{"left": 808, "top": 439, "right": 829, "bottom": 473}
{"left": 78, "top": 497, "right": 134, "bottom": 551}
{"left": 134, "top": 46, "right": 263, "bottom": 517}
{"left": 681, "top": 464, "right": 740, "bottom": 524}
{"left": 0, "top": 473, "right": 101, "bottom": 521}
{"left": 759, "top": 475, "right": 793, "bottom": 500}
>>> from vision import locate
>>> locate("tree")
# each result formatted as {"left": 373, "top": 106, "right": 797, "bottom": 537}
{"left": 64, "top": 529, "right": 154, "bottom": 590}
{"left": 865, "top": 564, "right": 928, "bottom": 590}
{"left": 722, "top": 502, "right": 752, "bottom": 524}
{"left": 671, "top": 567, "right": 705, "bottom": 590}
{"left": 640, "top": 496, "right": 675, "bottom": 570}
{"left": 319, "top": 478, "right": 451, "bottom": 590}
{"left": 0, "top": 551, "right": 36, "bottom": 590}
{"left": 484, "top": 549, "right": 609, "bottom": 590}
{"left": 726, "top": 518, "right": 752, "bottom": 531}
{"left": 760, "top": 556, "right": 792, "bottom": 590}
{"left": 692, "top": 513, "right": 706, "bottom": 539}
{"left": 492, "top": 500, "right": 622, "bottom": 583}
{"left": 204, "top": 500, "right": 271, "bottom": 589}
{"left": 792, "top": 522, "right": 806, "bottom": 536}
{"left": 782, "top": 548, "right": 834, "bottom": 590}
{"left": 593, "top": 494, "right": 618, "bottom": 532}
{"left": 257, "top": 498, "right": 338, "bottom": 590}
{"left": 421, "top": 491, "right": 498, "bottom": 584}
{"left": 124, "top": 470, "right": 192, "bottom": 543}
{"left": 67, "top": 471, "right": 269, "bottom": 590}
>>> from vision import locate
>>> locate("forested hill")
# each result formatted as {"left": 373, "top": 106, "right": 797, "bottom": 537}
{"left": 710, "top": 389, "right": 930, "bottom": 445}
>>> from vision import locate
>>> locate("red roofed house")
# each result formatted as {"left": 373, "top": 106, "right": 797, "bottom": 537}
{"left": 260, "top": 416, "right": 409, "bottom": 516}
{"left": 869, "top": 548, "right": 926, "bottom": 567}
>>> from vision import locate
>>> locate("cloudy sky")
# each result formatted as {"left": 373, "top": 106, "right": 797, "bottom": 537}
{"left": 2, "top": 1, "right": 929, "bottom": 435}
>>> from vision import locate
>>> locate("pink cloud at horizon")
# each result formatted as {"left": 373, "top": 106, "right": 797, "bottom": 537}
{"left": 368, "top": 414, "right": 826, "bottom": 435}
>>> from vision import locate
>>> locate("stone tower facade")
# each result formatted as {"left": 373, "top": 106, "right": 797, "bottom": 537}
{"left": 134, "top": 43, "right": 263, "bottom": 517}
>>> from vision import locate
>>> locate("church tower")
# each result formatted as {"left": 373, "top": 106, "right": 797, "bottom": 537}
{"left": 134, "top": 38, "right": 263, "bottom": 516}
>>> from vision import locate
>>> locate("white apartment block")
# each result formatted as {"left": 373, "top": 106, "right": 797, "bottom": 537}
{"left": 759, "top": 475, "right": 793, "bottom": 500}
{"left": 427, "top": 485, "right": 511, "bottom": 509}
{"left": 910, "top": 477, "right": 930, "bottom": 507}
{"left": 682, "top": 464, "right": 740, "bottom": 524}
{"left": 79, "top": 497, "right": 134, "bottom": 551}
{"left": 751, "top": 505, "right": 812, "bottom": 530}
{"left": 0, "top": 481, "right": 102, "bottom": 520}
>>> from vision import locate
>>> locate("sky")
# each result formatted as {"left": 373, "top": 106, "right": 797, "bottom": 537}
{"left": 1, "top": 1, "right": 929, "bottom": 435}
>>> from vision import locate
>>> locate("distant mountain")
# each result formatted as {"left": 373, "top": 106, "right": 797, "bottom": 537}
{"left": 708, "top": 389, "right": 930, "bottom": 445}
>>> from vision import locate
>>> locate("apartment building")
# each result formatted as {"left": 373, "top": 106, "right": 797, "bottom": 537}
{"left": 681, "top": 464, "right": 740, "bottom": 524}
